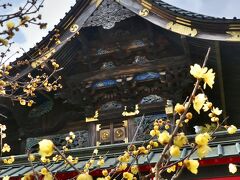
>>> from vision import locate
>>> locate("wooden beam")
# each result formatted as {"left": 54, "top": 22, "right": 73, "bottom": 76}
{"left": 68, "top": 55, "right": 187, "bottom": 82}
{"left": 215, "top": 41, "right": 227, "bottom": 118}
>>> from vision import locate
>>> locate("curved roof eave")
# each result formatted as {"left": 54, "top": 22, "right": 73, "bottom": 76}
{"left": 20, "top": 0, "right": 240, "bottom": 62}
{"left": 14, "top": 0, "right": 102, "bottom": 79}
{"left": 118, "top": 0, "right": 240, "bottom": 42}
{"left": 17, "top": 0, "right": 91, "bottom": 61}
{"left": 16, "top": 0, "right": 240, "bottom": 72}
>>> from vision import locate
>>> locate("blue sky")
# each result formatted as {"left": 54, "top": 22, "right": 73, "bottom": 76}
{"left": 14, "top": 0, "right": 75, "bottom": 46}
{"left": 163, "top": 0, "right": 240, "bottom": 18}
{"left": 0, "top": 0, "right": 75, "bottom": 61}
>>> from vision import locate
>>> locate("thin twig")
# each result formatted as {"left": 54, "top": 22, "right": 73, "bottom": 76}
{"left": 153, "top": 47, "right": 211, "bottom": 180}
{"left": 54, "top": 146, "right": 81, "bottom": 174}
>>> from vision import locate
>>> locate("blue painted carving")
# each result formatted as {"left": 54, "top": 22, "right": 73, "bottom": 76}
{"left": 132, "top": 56, "right": 149, "bottom": 65}
{"left": 92, "top": 79, "right": 117, "bottom": 89}
{"left": 100, "top": 101, "right": 123, "bottom": 111}
{"left": 140, "top": 95, "right": 163, "bottom": 104}
{"left": 96, "top": 48, "right": 111, "bottom": 55}
{"left": 134, "top": 114, "right": 167, "bottom": 141}
{"left": 100, "top": 61, "right": 116, "bottom": 70}
{"left": 134, "top": 72, "right": 160, "bottom": 81}
{"left": 26, "top": 130, "right": 89, "bottom": 152}
{"left": 131, "top": 40, "right": 145, "bottom": 47}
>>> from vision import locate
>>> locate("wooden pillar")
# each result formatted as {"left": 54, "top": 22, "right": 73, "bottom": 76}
{"left": 128, "top": 118, "right": 137, "bottom": 142}
{"left": 215, "top": 41, "right": 227, "bottom": 118}
{"left": 88, "top": 122, "right": 96, "bottom": 146}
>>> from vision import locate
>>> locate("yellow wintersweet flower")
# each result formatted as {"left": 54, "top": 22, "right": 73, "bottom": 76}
{"left": 89, "top": 159, "right": 94, "bottom": 164}
{"left": 167, "top": 165, "right": 176, "bottom": 173}
{"left": 27, "top": 100, "right": 34, "bottom": 107}
{"left": 165, "top": 124, "right": 170, "bottom": 129}
{"left": 158, "top": 131, "right": 171, "bottom": 145}
{"left": 184, "top": 159, "right": 199, "bottom": 174}
{"left": 102, "top": 169, "right": 108, "bottom": 177}
{"left": 227, "top": 125, "right": 237, "bottom": 134}
{"left": 174, "top": 103, "right": 185, "bottom": 114}
{"left": 150, "top": 129, "right": 160, "bottom": 137}
{"left": 0, "top": 38, "right": 8, "bottom": 46}
{"left": 123, "top": 172, "right": 134, "bottom": 180}
{"left": 9, "top": 156, "right": 15, "bottom": 164}
{"left": 19, "top": 99, "right": 26, "bottom": 106}
{"left": 21, "top": 173, "right": 33, "bottom": 180}
{"left": 197, "top": 145, "right": 211, "bottom": 159}
{"left": 28, "top": 154, "right": 35, "bottom": 162}
{"left": 195, "top": 133, "right": 211, "bottom": 146}
{"left": 153, "top": 142, "right": 159, "bottom": 148}
{"left": 203, "top": 102, "right": 213, "bottom": 112}
{"left": 0, "top": 80, "right": 6, "bottom": 86}
{"left": 93, "top": 148, "right": 99, "bottom": 155}
{"left": 190, "top": 64, "right": 208, "bottom": 79}
{"left": 3, "top": 176, "right": 10, "bottom": 180}
{"left": 131, "top": 165, "right": 139, "bottom": 175}
{"left": 6, "top": 21, "right": 15, "bottom": 29}
{"left": 41, "top": 156, "right": 50, "bottom": 163}
{"left": 77, "top": 173, "right": 93, "bottom": 180}
{"left": 229, "top": 163, "right": 237, "bottom": 174}
{"left": 203, "top": 68, "right": 215, "bottom": 89}
{"left": 40, "top": 168, "right": 48, "bottom": 175}
{"left": 175, "top": 119, "right": 183, "bottom": 127}
{"left": 186, "top": 112, "right": 193, "bottom": 120}
{"left": 193, "top": 93, "right": 207, "bottom": 114}
{"left": 138, "top": 146, "right": 149, "bottom": 155}
{"left": 69, "top": 131, "right": 76, "bottom": 139}
{"left": 2, "top": 143, "right": 11, "bottom": 152}
{"left": 52, "top": 155, "right": 62, "bottom": 162}
{"left": 38, "top": 139, "right": 54, "bottom": 157}
{"left": 43, "top": 173, "right": 53, "bottom": 180}
{"left": 66, "top": 155, "right": 78, "bottom": 164}
{"left": 3, "top": 156, "right": 15, "bottom": 164}
{"left": 211, "top": 107, "right": 222, "bottom": 116}
{"left": 97, "top": 158, "right": 105, "bottom": 166}
{"left": 118, "top": 151, "right": 130, "bottom": 162}
{"left": 117, "top": 163, "right": 128, "bottom": 171}
{"left": 178, "top": 162, "right": 183, "bottom": 166}
{"left": 173, "top": 133, "right": 188, "bottom": 148}
{"left": 84, "top": 162, "right": 91, "bottom": 170}
{"left": 170, "top": 145, "right": 181, "bottom": 157}
{"left": 100, "top": 176, "right": 111, "bottom": 180}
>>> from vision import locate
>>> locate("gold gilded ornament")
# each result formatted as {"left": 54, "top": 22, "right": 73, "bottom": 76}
{"left": 69, "top": 24, "right": 79, "bottom": 33}
{"left": 166, "top": 22, "right": 197, "bottom": 37}
{"left": 85, "top": 110, "right": 99, "bottom": 122}
{"left": 139, "top": 8, "right": 149, "bottom": 17}
{"left": 115, "top": 129, "right": 124, "bottom": 138}
{"left": 122, "top": 104, "right": 140, "bottom": 116}
{"left": 226, "top": 31, "right": 240, "bottom": 41}
{"left": 100, "top": 129, "right": 110, "bottom": 142}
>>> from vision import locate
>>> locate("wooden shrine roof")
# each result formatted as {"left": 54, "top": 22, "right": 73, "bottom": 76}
{"left": 17, "top": 0, "right": 240, "bottom": 63}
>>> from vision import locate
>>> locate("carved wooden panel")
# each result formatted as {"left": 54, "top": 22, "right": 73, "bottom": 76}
{"left": 26, "top": 130, "right": 89, "bottom": 152}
